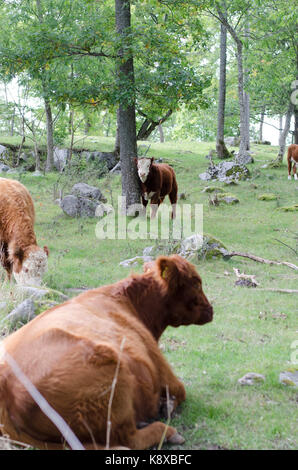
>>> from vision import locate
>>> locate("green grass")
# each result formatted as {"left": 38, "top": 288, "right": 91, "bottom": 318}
{"left": 0, "top": 137, "right": 297, "bottom": 450}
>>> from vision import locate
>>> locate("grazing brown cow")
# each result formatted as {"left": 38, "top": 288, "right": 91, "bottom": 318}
{"left": 287, "top": 144, "right": 298, "bottom": 180}
{"left": 0, "top": 178, "right": 49, "bottom": 285}
{"left": 136, "top": 157, "right": 178, "bottom": 219}
{"left": 0, "top": 255, "right": 213, "bottom": 450}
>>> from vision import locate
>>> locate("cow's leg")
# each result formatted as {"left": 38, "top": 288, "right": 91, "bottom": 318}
{"left": 126, "top": 421, "right": 184, "bottom": 449}
{"left": 150, "top": 193, "right": 161, "bottom": 219}
{"left": 293, "top": 163, "right": 297, "bottom": 180}
{"left": 288, "top": 158, "right": 292, "bottom": 179}
{"left": 141, "top": 196, "right": 148, "bottom": 216}
{"left": 169, "top": 180, "right": 178, "bottom": 219}
{"left": 0, "top": 242, "right": 12, "bottom": 281}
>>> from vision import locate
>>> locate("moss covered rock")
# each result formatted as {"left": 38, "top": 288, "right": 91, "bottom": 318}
{"left": 216, "top": 193, "right": 240, "bottom": 205}
{"left": 257, "top": 193, "right": 278, "bottom": 201}
{"left": 178, "top": 233, "right": 227, "bottom": 261}
{"left": 278, "top": 204, "right": 298, "bottom": 212}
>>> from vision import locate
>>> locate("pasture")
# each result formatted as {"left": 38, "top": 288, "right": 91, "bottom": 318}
{"left": 0, "top": 137, "right": 297, "bottom": 450}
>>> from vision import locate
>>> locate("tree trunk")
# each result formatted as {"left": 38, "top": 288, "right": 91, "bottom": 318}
{"left": 259, "top": 106, "right": 265, "bottom": 142}
{"left": 279, "top": 114, "right": 283, "bottom": 143}
{"left": 235, "top": 41, "right": 249, "bottom": 162}
{"left": 114, "top": 108, "right": 120, "bottom": 156}
{"left": 275, "top": 101, "right": 294, "bottom": 164}
{"left": 214, "top": 5, "right": 250, "bottom": 164}
{"left": 158, "top": 124, "right": 164, "bottom": 143}
{"left": 67, "top": 109, "right": 75, "bottom": 166}
{"left": 137, "top": 110, "right": 172, "bottom": 141}
{"left": 115, "top": 0, "right": 140, "bottom": 213}
{"left": 294, "top": 105, "right": 298, "bottom": 144}
{"left": 31, "top": 122, "right": 41, "bottom": 171}
{"left": 10, "top": 106, "right": 15, "bottom": 137}
{"left": 84, "top": 115, "right": 91, "bottom": 135}
{"left": 216, "top": 20, "right": 230, "bottom": 159}
{"left": 243, "top": 24, "right": 250, "bottom": 151}
{"left": 16, "top": 115, "right": 25, "bottom": 166}
{"left": 44, "top": 99, "right": 54, "bottom": 172}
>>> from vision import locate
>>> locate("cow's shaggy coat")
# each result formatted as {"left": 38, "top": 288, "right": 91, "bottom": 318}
{"left": 0, "top": 178, "right": 48, "bottom": 285}
{"left": 0, "top": 255, "right": 213, "bottom": 450}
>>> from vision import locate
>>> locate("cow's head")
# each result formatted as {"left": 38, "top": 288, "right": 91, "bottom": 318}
{"left": 145, "top": 255, "right": 213, "bottom": 327}
{"left": 135, "top": 157, "right": 154, "bottom": 183}
{"left": 11, "top": 245, "right": 49, "bottom": 286}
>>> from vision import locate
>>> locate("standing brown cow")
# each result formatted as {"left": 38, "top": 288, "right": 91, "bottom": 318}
{"left": 0, "top": 178, "right": 48, "bottom": 285}
{"left": 136, "top": 157, "right": 178, "bottom": 219}
{"left": 0, "top": 255, "right": 213, "bottom": 450}
{"left": 287, "top": 144, "right": 298, "bottom": 180}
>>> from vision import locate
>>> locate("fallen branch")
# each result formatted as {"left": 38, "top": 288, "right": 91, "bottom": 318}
{"left": 256, "top": 288, "right": 298, "bottom": 294}
{"left": 222, "top": 250, "right": 298, "bottom": 271}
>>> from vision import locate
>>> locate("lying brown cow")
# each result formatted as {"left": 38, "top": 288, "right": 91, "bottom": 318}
{"left": 0, "top": 178, "right": 49, "bottom": 285}
{"left": 0, "top": 255, "right": 213, "bottom": 450}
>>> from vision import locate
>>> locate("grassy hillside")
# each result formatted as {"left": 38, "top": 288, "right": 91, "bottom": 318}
{"left": 0, "top": 137, "right": 297, "bottom": 450}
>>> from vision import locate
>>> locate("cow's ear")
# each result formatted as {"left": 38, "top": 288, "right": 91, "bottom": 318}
{"left": 134, "top": 157, "right": 138, "bottom": 166}
{"left": 157, "top": 256, "right": 180, "bottom": 289}
{"left": 150, "top": 157, "right": 154, "bottom": 164}
{"left": 12, "top": 247, "right": 25, "bottom": 273}
{"left": 44, "top": 246, "right": 49, "bottom": 257}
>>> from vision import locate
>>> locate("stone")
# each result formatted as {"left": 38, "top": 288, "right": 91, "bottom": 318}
{"left": 224, "top": 136, "right": 240, "bottom": 146}
{"left": 16, "top": 286, "right": 48, "bottom": 300}
{"left": 6, "top": 299, "right": 35, "bottom": 325}
{"left": 216, "top": 193, "right": 239, "bottom": 205}
{"left": 238, "top": 372, "right": 265, "bottom": 386}
{"left": 53, "top": 147, "right": 69, "bottom": 172}
{"left": 200, "top": 160, "right": 250, "bottom": 183}
{"left": 202, "top": 186, "right": 223, "bottom": 193}
{"left": 0, "top": 144, "right": 8, "bottom": 159}
{"left": 71, "top": 182, "right": 103, "bottom": 201}
{"left": 0, "top": 163, "right": 10, "bottom": 172}
{"left": 78, "top": 197, "right": 99, "bottom": 217}
{"left": 279, "top": 370, "right": 298, "bottom": 388}
{"left": 178, "top": 233, "right": 227, "bottom": 261}
{"left": 119, "top": 255, "right": 153, "bottom": 268}
{"left": 61, "top": 195, "right": 80, "bottom": 217}
{"left": 278, "top": 204, "right": 298, "bottom": 212}
{"left": 199, "top": 172, "right": 212, "bottom": 181}
{"left": 257, "top": 193, "right": 278, "bottom": 201}
{"left": 31, "top": 170, "right": 43, "bottom": 177}
{"left": 0, "top": 302, "right": 7, "bottom": 312}
{"left": 234, "top": 153, "right": 254, "bottom": 165}
{"left": 85, "top": 151, "right": 118, "bottom": 171}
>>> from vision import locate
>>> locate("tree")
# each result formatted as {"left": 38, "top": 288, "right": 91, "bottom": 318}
{"left": 215, "top": 5, "right": 231, "bottom": 158}
{"left": 115, "top": 0, "right": 140, "bottom": 212}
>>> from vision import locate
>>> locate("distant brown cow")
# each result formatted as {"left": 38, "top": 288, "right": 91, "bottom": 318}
{"left": 136, "top": 157, "right": 178, "bottom": 219}
{"left": 287, "top": 144, "right": 298, "bottom": 180}
{"left": 0, "top": 178, "right": 48, "bottom": 285}
{"left": 0, "top": 255, "right": 213, "bottom": 450}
